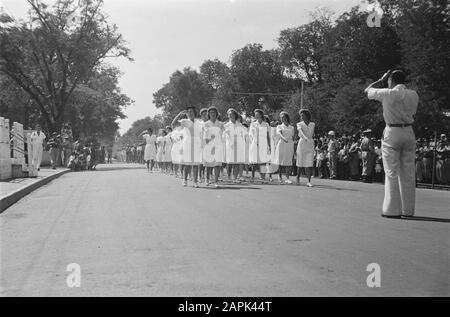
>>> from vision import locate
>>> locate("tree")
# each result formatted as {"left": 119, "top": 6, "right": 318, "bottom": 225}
{"left": 330, "top": 79, "right": 385, "bottom": 136}
{"left": 230, "top": 44, "right": 292, "bottom": 114}
{"left": 284, "top": 82, "right": 336, "bottom": 135}
{"left": 279, "top": 5, "right": 403, "bottom": 136}
{"left": 148, "top": 2, "right": 448, "bottom": 138}
{"left": 320, "top": 6, "right": 402, "bottom": 84}
{"left": 116, "top": 116, "right": 164, "bottom": 148}
{"left": 278, "top": 8, "right": 334, "bottom": 83}
{"left": 153, "top": 67, "right": 214, "bottom": 123}
{"left": 65, "top": 65, "right": 133, "bottom": 143}
{"left": 200, "top": 58, "right": 230, "bottom": 90}
{"left": 374, "top": 0, "right": 450, "bottom": 135}
{"left": 199, "top": 58, "right": 239, "bottom": 116}
{"left": 0, "top": 73, "right": 39, "bottom": 128}
{"left": 0, "top": 0, "right": 132, "bottom": 133}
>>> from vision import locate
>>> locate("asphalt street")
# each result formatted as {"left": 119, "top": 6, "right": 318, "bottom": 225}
{"left": 1, "top": 164, "right": 449, "bottom": 296}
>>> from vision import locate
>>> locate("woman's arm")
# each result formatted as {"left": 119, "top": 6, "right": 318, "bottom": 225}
{"left": 203, "top": 125, "right": 210, "bottom": 143}
{"left": 171, "top": 111, "right": 187, "bottom": 128}
{"left": 276, "top": 126, "right": 288, "bottom": 143}
{"left": 298, "top": 124, "right": 308, "bottom": 141}
{"left": 248, "top": 124, "right": 255, "bottom": 142}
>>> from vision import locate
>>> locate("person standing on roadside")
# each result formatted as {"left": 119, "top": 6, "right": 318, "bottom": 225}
{"left": 47, "top": 132, "right": 60, "bottom": 170}
{"left": 30, "top": 124, "right": 46, "bottom": 171}
{"left": 61, "top": 136, "right": 72, "bottom": 167}
{"left": 327, "top": 131, "right": 339, "bottom": 179}
{"left": 361, "top": 129, "right": 375, "bottom": 183}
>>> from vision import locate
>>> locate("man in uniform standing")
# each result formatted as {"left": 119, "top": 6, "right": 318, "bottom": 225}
{"left": 361, "top": 129, "right": 375, "bottom": 183}
{"left": 107, "top": 146, "right": 113, "bottom": 164}
{"left": 327, "top": 131, "right": 339, "bottom": 179}
{"left": 365, "top": 70, "right": 419, "bottom": 218}
{"left": 29, "top": 124, "right": 46, "bottom": 171}
{"left": 61, "top": 136, "right": 72, "bottom": 167}
{"left": 47, "top": 132, "right": 61, "bottom": 169}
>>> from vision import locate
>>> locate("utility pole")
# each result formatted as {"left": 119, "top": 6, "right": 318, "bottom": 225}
{"left": 300, "top": 80, "right": 304, "bottom": 110}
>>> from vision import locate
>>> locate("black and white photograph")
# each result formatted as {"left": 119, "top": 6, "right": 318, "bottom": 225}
{"left": 0, "top": 0, "right": 449, "bottom": 301}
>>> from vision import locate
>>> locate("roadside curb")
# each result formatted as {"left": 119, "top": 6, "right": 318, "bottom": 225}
{"left": 0, "top": 169, "right": 71, "bottom": 214}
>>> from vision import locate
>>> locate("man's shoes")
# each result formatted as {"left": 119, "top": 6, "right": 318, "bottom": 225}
{"left": 382, "top": 214, "right": 402, "bottom": 219}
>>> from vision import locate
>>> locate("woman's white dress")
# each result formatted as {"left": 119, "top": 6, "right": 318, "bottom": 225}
{"left": 179, "top": 118, "right": 204, "bottom": 165}
{"left": 224, "top": 121, "right": 247, "bottom": 164}
{"left": 296, "top": 121, "right": 315, "bottom": 167}
{"left": 170, "top": 128, "right": 183, "bottom": 164}
{"left": 156, "top": 136, "right": 164, "bottom": 162}
{"left": 163, "top": 133, "right": 173, "bottom": 163}
{"left": 144, "top": 134, "right": 157, "bottom": 161}
{"left": 202, "top": 120, "right": 224, "bottom": 167}
{"left": 274, "top": 124, "right": 295, "bottom": 166}
{"left": 249, "top": 121, "right": 270, "bottom": 164}
{"left": 270, "top": 126, "right": 279, "bottom": 164}
{"left": 244, "top": 126, "right": 250, "bottom": 165}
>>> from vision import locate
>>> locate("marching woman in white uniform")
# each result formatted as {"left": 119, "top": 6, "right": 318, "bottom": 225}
{"left": 268, "top": 120, "right": 281, "bottom": 182}
{"left": 139, "top": 127, "right": 157, "bottom": 173}
{"left": 240, "top": 118, "right": 251, "bottom": 180}
{"left": 163, "top": 126, "right": 173, "bottom": 174}
{"left": 198, "top": 108, "right": 209, "bottom": 183}
{"left": 274, "top": 112, "right": 295, "bottom": 184}
{"left": 156, "top": 129, "right": 165, "bottom": 170}
{"left": 224, "top": 108, "right": 247, "bottom": 183}
{"left": 296, "top": 109, "right": 315, "bottom": 187}
{"left": 249, "top": 109, "right": 271, "bottom": 183}
{"left": 172, "top": 106, "right": 204, "bottom": 188}
{"left": 171, "top": 126, "right": 183, "bottom": 178}
{"left": 30, "top": 124, "right": 46, "bottom": 171}
{"left": 202, "top": 106, "right": 224, "bottom": 188}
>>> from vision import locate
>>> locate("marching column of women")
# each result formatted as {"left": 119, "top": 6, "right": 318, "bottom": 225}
{"left": 140, "top": 106, "right": 316, "bottom": 188}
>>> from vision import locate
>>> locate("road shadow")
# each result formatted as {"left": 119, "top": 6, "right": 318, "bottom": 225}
{"left": 308, "top": 184, "right": 360, "bottom": 192}
{"left": 198, "top": 186, "right": 261, "bottom": 190}
{"left": 401, "top": 216, "right": 450, "bottom": 224}
{"left": 93, "top": 166, "right": 147, "bottom": 172}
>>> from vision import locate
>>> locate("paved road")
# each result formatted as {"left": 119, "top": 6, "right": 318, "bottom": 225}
{"left": 1, "top": 164, "right": 449, "bottom": 296}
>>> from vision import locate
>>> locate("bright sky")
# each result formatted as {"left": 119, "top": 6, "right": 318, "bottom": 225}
{"left": 1, "top": 0, "right": 361, "bottom": 134}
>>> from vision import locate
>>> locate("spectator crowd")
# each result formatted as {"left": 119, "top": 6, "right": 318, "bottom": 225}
{"left": 26, "top": 124, "right": 114, "bottom": 172}
{"left": 307, "top": 132, "right": 449, "bottom": 186}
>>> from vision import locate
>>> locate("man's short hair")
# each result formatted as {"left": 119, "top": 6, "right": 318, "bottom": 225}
{"left": 390, "top": 70, "right": 406, "bottom": 85}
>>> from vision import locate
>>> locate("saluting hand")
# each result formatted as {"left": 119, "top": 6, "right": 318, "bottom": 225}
{"left": 380, "top": 70, "right": 392, "bottom": 83}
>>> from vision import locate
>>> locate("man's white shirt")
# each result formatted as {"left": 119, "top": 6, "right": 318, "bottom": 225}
{"left": 30, "top": 131, "right": 46, "bottom": 145}
{"left": 367, "top": 84, "right": 419, "bottom": 124}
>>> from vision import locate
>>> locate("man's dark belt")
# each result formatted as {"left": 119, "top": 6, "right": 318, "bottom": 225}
{"left": 387, "top": 123, "right": 413, "bottom": 127}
